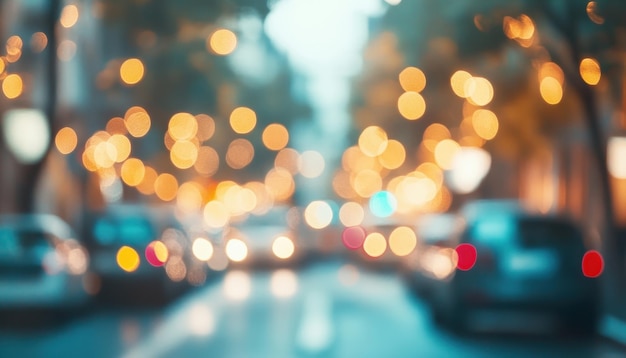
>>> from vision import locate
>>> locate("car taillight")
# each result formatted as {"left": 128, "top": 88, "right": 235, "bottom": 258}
{"left": 582, "top": 250, "right": 603, "bottom": 278}
{"left": 455, "top": 243, "right": 477, "bottom": 271}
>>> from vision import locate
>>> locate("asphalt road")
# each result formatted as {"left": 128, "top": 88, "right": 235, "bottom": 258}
{"left": 0, "top": 261, "right": 624, "bottom": 358}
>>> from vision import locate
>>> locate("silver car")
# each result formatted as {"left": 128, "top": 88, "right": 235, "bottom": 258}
{"left": 0, "top": 214, "right": 90, "bottom": 310}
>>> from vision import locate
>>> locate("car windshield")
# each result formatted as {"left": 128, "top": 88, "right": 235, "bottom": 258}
{"left": 467, "top": 214, "right": 515, "bottom": 245}
{"left": 518, "top": 218, "right": 583, "bottom": 248}
{"left": 94, "top": 216, "right": 156, "bottom": 246}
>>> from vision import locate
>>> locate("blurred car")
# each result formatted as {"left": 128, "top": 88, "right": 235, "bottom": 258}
{"left": 224, "top": 205, "right": 302, "bottom": 268}
{"left": 430, "top": 201, "right": 599, "bottom": 334}
{"left": 84, "top": 204, "right": 192, "bottom": 302}
{"left": 401, "top": 213, "right": 456, "bottom": 298}
{"left": 0, "top": 214, "right": 90, "bottom": 311}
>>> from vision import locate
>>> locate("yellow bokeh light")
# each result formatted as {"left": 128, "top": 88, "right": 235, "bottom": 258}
{"left": 55, "top": 127, "right": 78, "bottom": 155}
{"left": 304, "top": 201, "right": 333, "bottom": 229}
{"left": 208, "top": 29, "right": 237, "bottom": 56}
{"left": 416, "top": 162, "right": 444, "bottom": 188}
{"left": 116, "top": 246, "right": 140, "bottom": 273}
{"left": 225, "top": 239, "right": 248, "bottom": 262}
{"left": 120, "top": 58, "right": 145, "bottom": 85}
{"left": 352, "top": 169, "right": 382, "bottom": 198}
{"left": 3, "top": 74, "right": 23, "bottom": 99}
{"left": 363, "top": 233, "right": 387, "bottom": 258}
{"left": 168, "top": 112, "right": 198, "bottom": 141}
{"left": 397, "top": 91, "right": 426, "bottom": 120}
{"left": 539, "top": 62, "right": 564, "bottom": 85}
{"left": 272, "top": 236, "right": 295, "bottom": 259}
{"left": 93, "top": 141, "right": 117, "bottom": 168}
{"left": 465, "top": 77, "right": 494, "bottom": 106}
{"left": 194, "top": 146, "right": 219, "bottom": 176}
{"left": 399, "top": 66, "right": 426, "bottom": 92}
{"left": 30, "top": 32, "right": 48, "bottom": 53}
{"left": 0, "top": 58, "right": 5, "bottom": 74}
{"left": 121, "top": 158, "right": 145, "bottom": 186}
{"left": 192, "top": 238, "right": 214, "bottom": 261}
{"left": 389, "top": 226, "right": 417, "bottom": 257}
{"left": 587, "top": 1, "right": 605, "bottom": 24}
{"left": 580, "top": 58, "right": 601, "bottom": 86}
{"left": 359, "top": 126, "right": 388, "bottom": 157}
{"left": 195, "top": 114, "right": 216, "bottom": 141}
{"left": 108, "top": 134, "right": 131, "bottom": 162}
{"left": 262, "top": 123, "right": 289, "bottom": 151}
{"left": 298, "top": 150, "right": 325, "bottom": 178}
{"left": 423, "top": 123, "right": 451, "bottom": 152}
{"left": 124, "top": 106, "right": 151, "bottom": 138}
{"left": 396, "top": 174, "right": 437, "bottom": 208}
{"left": 378, "top": 139, "right": 405, "bottom": 170}
{"left": 215, "top": 181, "right": 237, "bottom": 201}
{"left": 434, "top": 139, "right": 461, "bottom": 170}
{"left": 60, "top": 5, "right": 79, "bottom": 28}
{"left": 339, "top": 201, "right": 364, "bottom": 227}
{"left": 274, "top": 148, "right": 300, "bottom": 174}
{"left": 223, "top": 185, "right": 257, "bottom": 215}
{"left": 203, "top": 200, "right": 231, "bottom": 228}
{"left": 170, "top": 140, "right": 199, "bottom": 169}
{"left": 154, "top": 173, "right": 178, "bottom": 201}
{"left": 471, "top": 109, "right": 499, "bottom": 140}
{"left": 450, "top": 70, "right": 472, "bottom": 98}
{"left": 153, "top": 241, "right": 169, "bottom": 263}
{"left": 540, "top": 77, "right": 563, "bottom": 105}
{"left": 265, "top": 168, "right": 295, "bottom": 202}
{"left": 226, "top": 138, "right": 255, "bottom": 169}
{"left": 5, "top": 36, "right": 22, "bottom": 63}
{"left": 229, "top": 107, "right": 256, "bottom": 134}
{"left": 333, "top": 170, "right": 358, "bottom": 200}
{"left": 137, "top": 166, "right": 158, "bottom": 195}
{"left": 177, "top": 182, "right": 204, "bottom": 214}
{"left": 82, "top": 146, "right": 97, "bottom": 172}
{"left": 106, "top": 117, "right": 127, "bottom": 135}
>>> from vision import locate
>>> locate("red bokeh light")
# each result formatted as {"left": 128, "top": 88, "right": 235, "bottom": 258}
{"left": 145, "top": 241, "right": 165, "bottom": 267}
{"left": 455, "top": 243, "right": 477, "bottom": 271}
{"left": 342, "top": 226, "right": 366, "bottom": 250}
{"left": 582, "top": 250, "right": 603, "bottom": 278}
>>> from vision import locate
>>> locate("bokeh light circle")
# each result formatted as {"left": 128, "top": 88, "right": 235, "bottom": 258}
{"left": 145, "top": 241, "right": 168, "bottom": 267}
{"left": 342, "top": 226, "right": 366, "bottom": 250}
{"left": 369, "top": 191, "right": 397, "bottom": 218}
{"left": 455, "top": 243, "right": 477, "bottom": 271}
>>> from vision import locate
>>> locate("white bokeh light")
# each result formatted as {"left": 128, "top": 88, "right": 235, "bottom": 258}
{"left": 447, "top": 147, "right": 492, "bottom": 194}
{"left": 3, "top": 109, "right": 50, "bottom": 164}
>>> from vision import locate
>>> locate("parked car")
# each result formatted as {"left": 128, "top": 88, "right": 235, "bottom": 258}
{"left": 401, "top": 213, "right": 457, "bottom": 299}
{"left": 430, "top": 201, "right": 599, "bottom": 334}
{"left": 0, "top": 214, "right": 90, "bottom": 311}
{"left": 84, "top": 204, "right": 192, "bottom": 302}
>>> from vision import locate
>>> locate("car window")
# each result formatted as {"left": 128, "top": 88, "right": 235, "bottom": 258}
{"left": 119, "top": 217, "right": 156, "bottom": 245}
{"left": 467, "top": 214, "right": 515, "bottom": 245}
{"left": 518, "top": 218, "right": 584, "bottom": 248}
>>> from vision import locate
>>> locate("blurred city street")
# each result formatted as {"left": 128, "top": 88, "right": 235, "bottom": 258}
{"left": 1, "top": 260, "right": 624, "bottom": 358}
{"left": 3, "top": 0, "right": 626, "bottom": 356}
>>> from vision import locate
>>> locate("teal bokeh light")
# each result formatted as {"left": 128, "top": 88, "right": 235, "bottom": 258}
{"left": 369, "top": 191, "right": 397, "bottom": 218}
